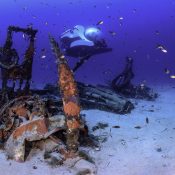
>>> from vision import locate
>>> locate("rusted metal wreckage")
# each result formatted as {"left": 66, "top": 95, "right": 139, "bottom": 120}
{"left": 0, "top": 26, "right": 134, "bottom": 162}
{"left": 0, "top": 26, "right": 37, "bottom": 104}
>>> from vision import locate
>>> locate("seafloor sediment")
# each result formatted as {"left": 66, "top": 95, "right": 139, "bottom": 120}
{"left": 0, "top": 85, "right": 174, "bottom": 175}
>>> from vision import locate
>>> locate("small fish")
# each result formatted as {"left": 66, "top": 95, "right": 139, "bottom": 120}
{"left": 41, "top": 48, "right": 46, "bottom": 59}
{"left": 109, "top": 31, "right": 116, "bottom": 36}
{"left": 170, "top": 75, "right": 175, "bottom": 79}
{"left": 161, "top": 48, "right": 167, "bottom": 53}
{"left": 22, "top": 33, "right": 26, "bottom": 39}
{"left": 119, "top": 16, "right": 124, "bottom": 20}
{"left": 134, "top": 126, "right": 142, "bottom": 129}
{"left": 157, "top": 45, "right": 168, "bottom": 53}
{"left": 96, "top": 20, "right": 104, "bottom": 25}
{"left": 146, "top": 117, "right": 149, "bottom": 124}
{"left": 41, "top": 55, "right": 46, "bottom": 59}
{"left": 164, "top": 68, "right": 170, "bottom": 74}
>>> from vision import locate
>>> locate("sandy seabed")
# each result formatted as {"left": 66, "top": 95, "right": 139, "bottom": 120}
{"left": 0, "top": 85, "right": 175, "bottom": 175}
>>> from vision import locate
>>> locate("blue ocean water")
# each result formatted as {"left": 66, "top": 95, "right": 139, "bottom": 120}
{"left": 0, "top": 0, "right": 175, "bottom": 87}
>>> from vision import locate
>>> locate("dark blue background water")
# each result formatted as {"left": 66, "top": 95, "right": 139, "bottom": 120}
{"left": 0, "top": 0, "right": 175, "bottom": 88}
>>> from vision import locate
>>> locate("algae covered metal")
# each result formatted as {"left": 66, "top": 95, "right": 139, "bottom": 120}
{"left": 49, "top": 35, "right": 81, "bottom": 153}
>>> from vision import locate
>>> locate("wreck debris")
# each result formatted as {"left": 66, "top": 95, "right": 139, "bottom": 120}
{"left": 0, "top": 35, "right": 134, "bottom": 163}
{"left": 0, "top": 26, "right": 37, "bottom": 102}
{"left": 5, "top": 115, "right": 66, "bottom": 162}
{"left": 49, "top": 35, "right": 81, "bottom": 153}
{"left": 0, "top": 93, "right": 67, "bottom": 161}
{"left": 5, "top": 117, "right": 48, "bottom": 162}
{"left": 111, "top": 57, "right": 157, "bottom": 100}
{"left": 73, "top": 55, "right": 91, "bottom": 72}
{"left": 0, "top": 94, "right": 67, "bottom": 161}
{"left": 0, "top": 27, "right": 134, "bottom": 163}
{"left": 31, "top": 82, "right": 134, "bottom": 114}
{"left": 77, "top": 82, "right": 134, "bottom": 114}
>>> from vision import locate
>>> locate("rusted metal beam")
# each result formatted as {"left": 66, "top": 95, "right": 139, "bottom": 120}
{"left": 49, "top": 35, "right": 81, "bottom": 153}
{"left": 0, "top": 26, "right": 37, "bottom": 98}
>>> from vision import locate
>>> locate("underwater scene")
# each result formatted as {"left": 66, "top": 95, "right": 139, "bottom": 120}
{"left": 0, "top": 0, "right": 175, "bottom": 175}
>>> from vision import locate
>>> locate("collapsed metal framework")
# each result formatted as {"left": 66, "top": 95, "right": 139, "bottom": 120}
{"left": 0, "top": 26, "right": 37, "bottom": 100}
{"left": 0, "top": 27, "right": 82, "bottom": 160}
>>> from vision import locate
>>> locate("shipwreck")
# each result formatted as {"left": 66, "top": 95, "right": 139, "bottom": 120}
{"left": 0, "top": 26, "right": 134, "bottom": 162}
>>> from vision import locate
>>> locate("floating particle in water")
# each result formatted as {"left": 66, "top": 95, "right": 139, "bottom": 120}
{"left": 170, "top": 75, "right": 175, "bottom": 79}
{"left": 22, "top": 6, "right": 27, "bottom": 11}
{"left": 32, "top": 15, "right": 37, "bottom": 19}
{"left": 119, "top": 21, "right": 123, "bottom": 26}
{"left": 45, "top": 22, "right": 48, "bottom": 26}
{"left": 96, "top": 20, "right": 104, "bottom": 25}
{"left": 102, "top": 69, "right": 112, "bottom": 75}
{"left": 41, "top": 48, "right": 46, "bottom": 52}
{"left": 109, "top": 31, "right": 116, "bottom": 36}
{"left": 157, "top": 45, "right": 167, "bottom": 53}
{"left": 155, "top": 30, "right": 160, "bottom": 35}
{"left": 146, "top": 54, "right": 150, "bottom": 59}
{"left": 106, "top": 2, "right": 112, "bottom": 9}
{"left": 132, "top": 9, "right": 137, "bottom": 13}
{"left": 164, "top": 68, "right": 170, "bottom": 74}
{"left": 27, "top": 23, "right": 33, "bottom": 28}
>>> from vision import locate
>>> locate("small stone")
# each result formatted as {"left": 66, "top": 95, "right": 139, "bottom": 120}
{"left": 95, "top": 147, "right": 100, "bottom": 151}
{"left": 33, "top": 165, "right": 37, "bottom": 169}
{"left": 134, "top": 126, "right": 142, "bottom": 129}
{"left": 156, "top": 147, "right": 162, "bottom": 152}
